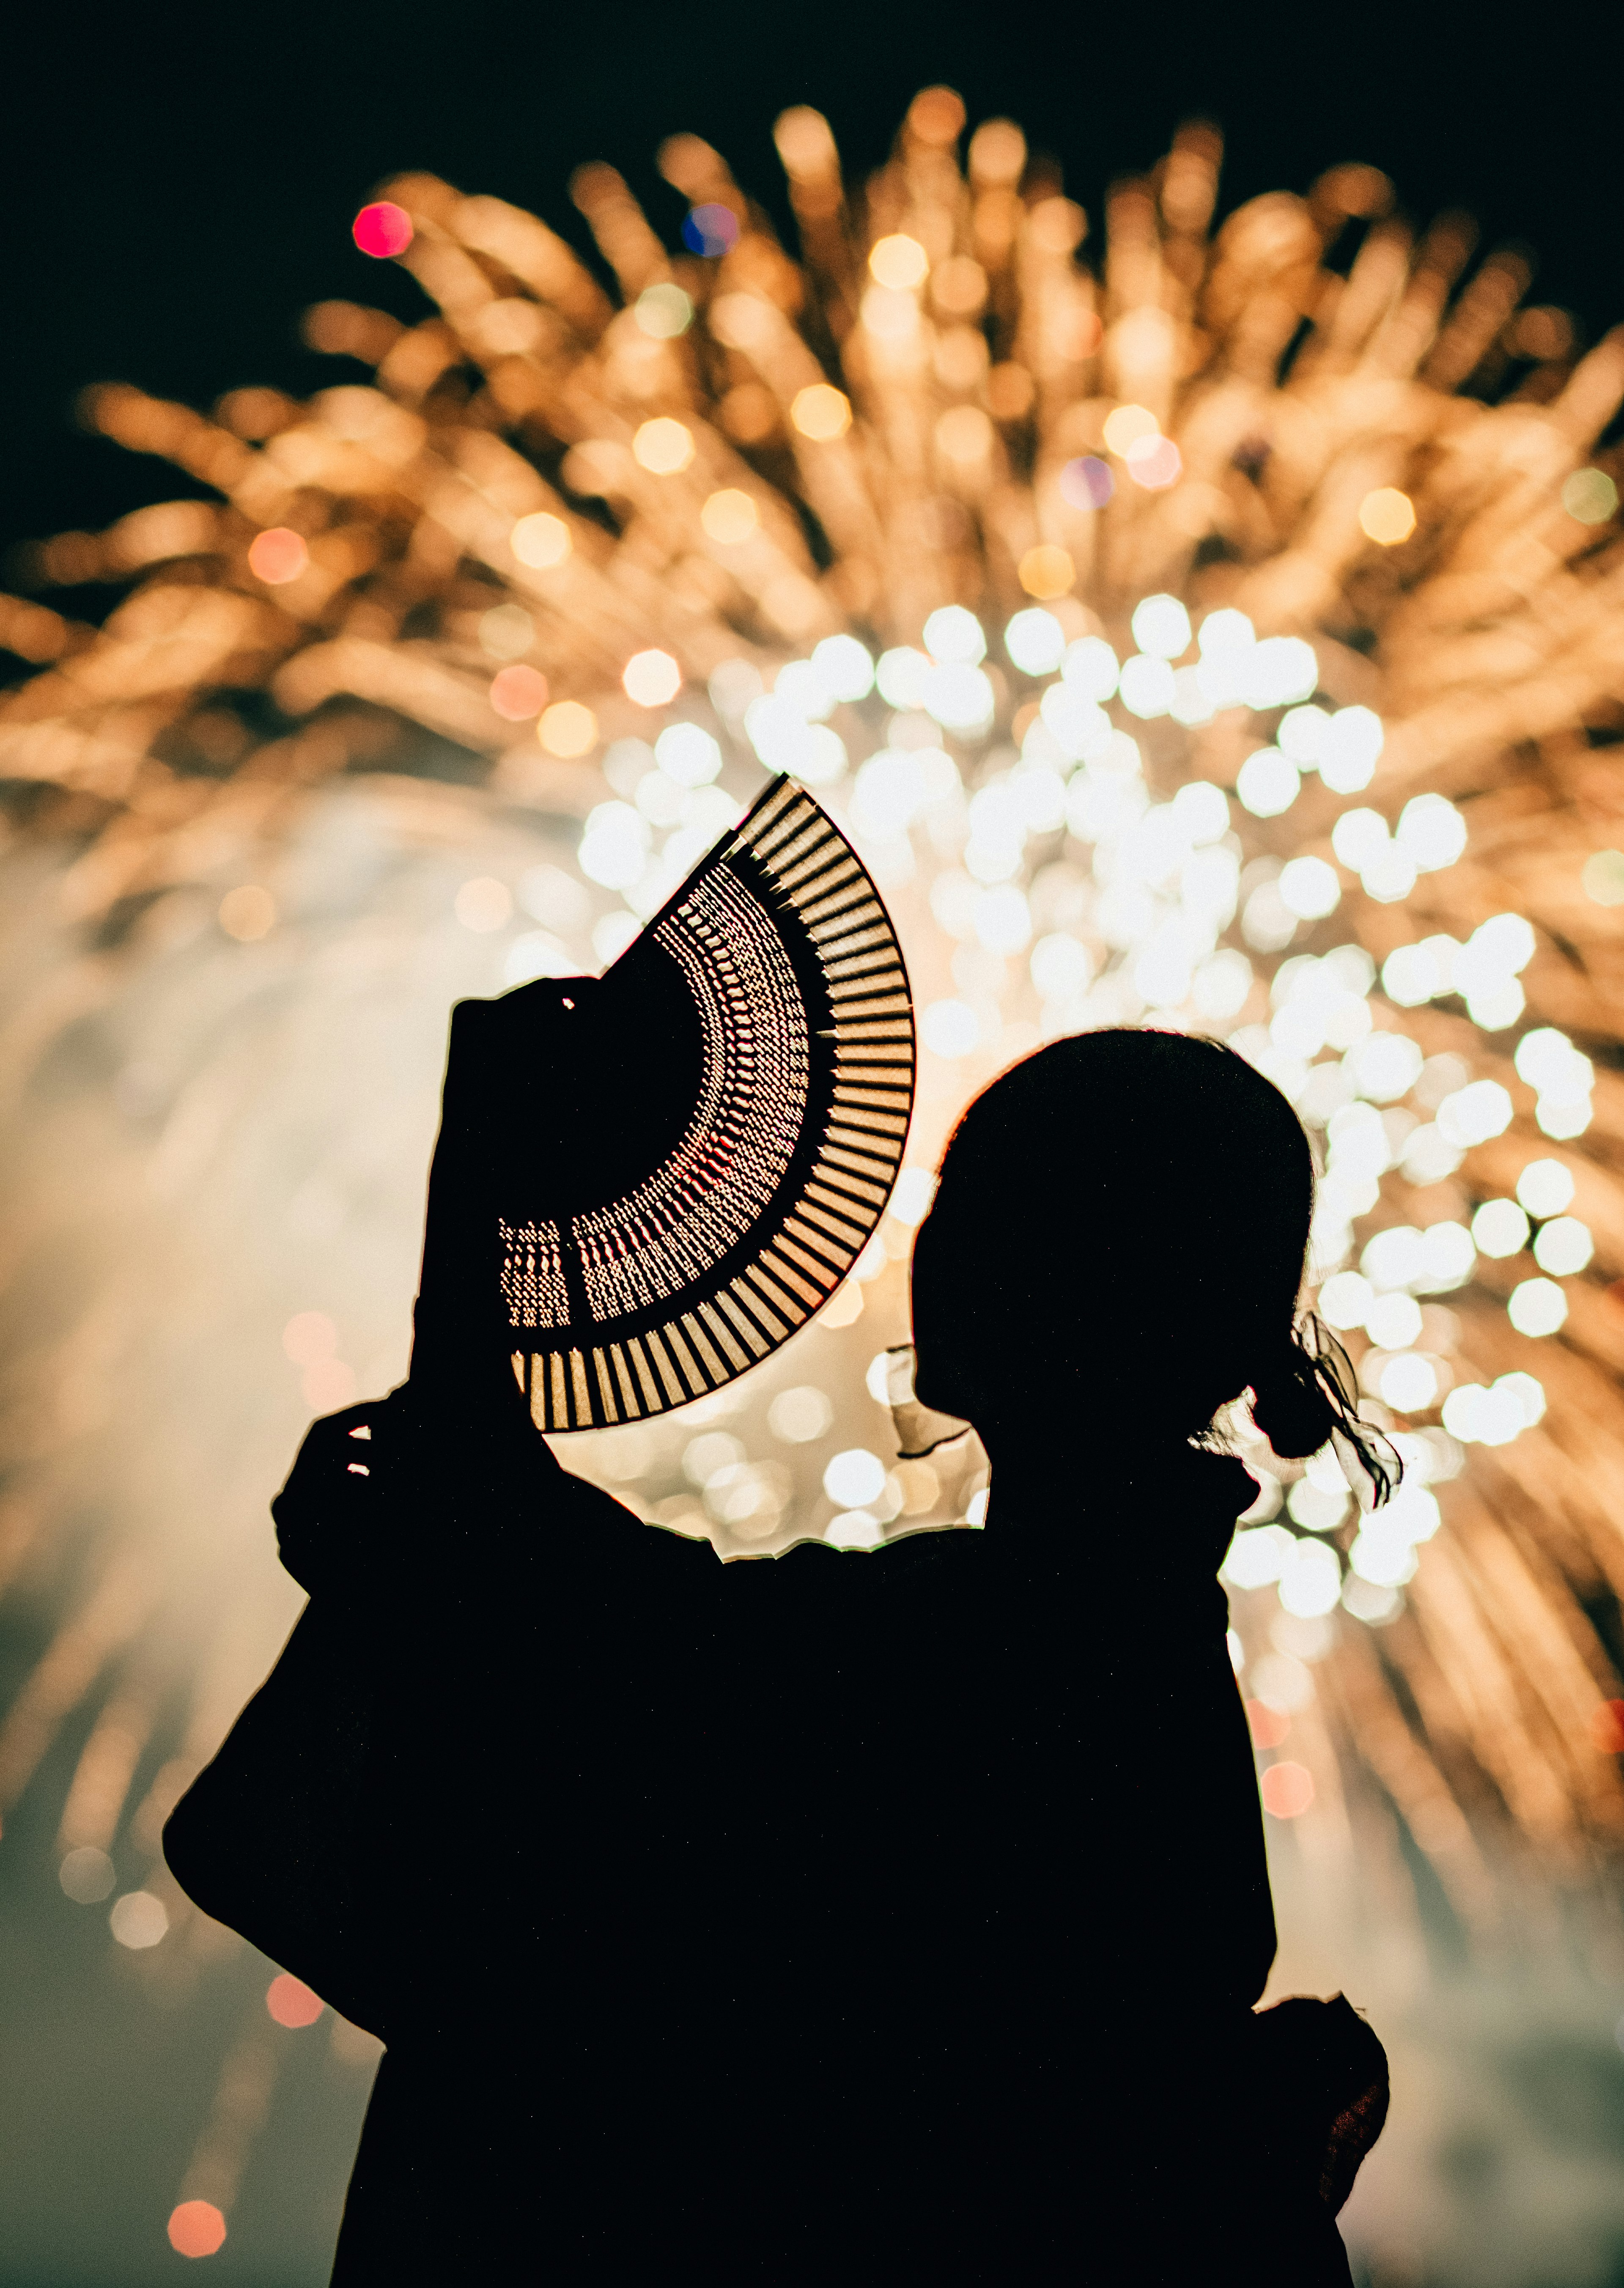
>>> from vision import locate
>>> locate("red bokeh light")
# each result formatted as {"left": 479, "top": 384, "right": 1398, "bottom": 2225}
{"left": 490, "top": 664, "right": 549, "bottom": 721}
{"left": 1589, "top": 1699, "right": 1624, "bottom": 1753}
{"left": 1125, "top": 435, "right": 1183, "bottom": 490}
{"left": 302, "top": 1357, "right": 356, "bottom": 1413}
{"left": 1059, "top": 455, "right": 1114, "bottom": 511}
{"left": 1245, "top": 1699, "right": 1290, "bottom": 1750}
{"left": 1260, "top": 1761, "right": 1316, "bottom": 1819}
{"left": 1054, "top": 308, "right": 1103, "bottom": 360}
{"left": 167, "top": 2201, "right": 227, "bottom": 2258}
{"left": 266, "top": 1971, "right": 324, "bottom": 2027}
{"left": 353, "top": 201, "right": 414, "bottom": 258}
{"left": 247, "top": 528, "right": 309, "bottom": 585}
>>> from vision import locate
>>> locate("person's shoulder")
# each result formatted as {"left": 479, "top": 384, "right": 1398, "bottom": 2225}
{"left": 723, "top": 1520, "right": 982, "bottom": 1604}
{"left": 551, "top": 1463, "right": 724, "bottom": 1571}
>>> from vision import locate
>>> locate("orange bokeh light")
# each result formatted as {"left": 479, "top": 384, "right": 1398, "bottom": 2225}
{"left": 790, "top": 384, "right": 852, "bottom": 442}
{"left": 247, "top": 528, "right": 309, "bottom": 585}
{"left": 218, "top": 885, "right": 276, "bottom": 942}
{"left": 538, "top": 700, "right": 598, "bottom": 758}
{"left": 632, "top": 418, "right": 695, "bottom": 475}
{"left": 510, "top": 512, "right": 571, "bottom": 570}
{"left": 1260, "top": 1761, "right": 1316, "bottom": 1819}
{"left": 1245, "top": 1699, "right": 1291, "bottom": 1750}
{"left": 700, "top": 489, "right": 759, "bottom": 544}
{"left": 935, "top": 406, "right": 994, "bottom": 465}
{"left": 1360, "top": 486, "right": 1417, "bottom": 545}
{"left": 1589, "top": 1698, "right": 1624, "bottom": 1753}
{"left": 1102, "top": 403, "right": 1160, "bottom": 456}
{"left": 490, "top": 665, "right": 549, "bottom": 720}
{"left": 1018, "top": 544, "right": 1075, "bottom": 599}
{"left": 869, "top": 233, "right": 929, "bottom": 291}
{"left": 266, "top": 1972, "right": 324, "bottom": 2027}
{"left": 167, "top": 2201, "right": 227, "bottom": 2258}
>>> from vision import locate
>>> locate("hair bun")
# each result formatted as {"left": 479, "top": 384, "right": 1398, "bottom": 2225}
{"left": 1250, "top": 1345, "right": 1338, "bottom": 1460}
{"left": 1251, "top": 1318, "right": 1400, "bottom": 1502}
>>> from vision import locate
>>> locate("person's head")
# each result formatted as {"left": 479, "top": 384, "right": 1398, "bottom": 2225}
{"left": 911, "top": 1029, "right": 1341, "bottom": 1457}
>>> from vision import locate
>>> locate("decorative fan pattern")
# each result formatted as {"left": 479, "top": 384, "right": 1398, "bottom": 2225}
{"left": 506, "top": 777, "right": 915, "bottom": 1428}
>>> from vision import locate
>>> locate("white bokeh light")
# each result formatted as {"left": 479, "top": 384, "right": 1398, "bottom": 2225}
{"left": 875, "top": 646, "right": 932, "bottom": 709}
{"left": 1517, "top": 1159, "right": 1575, "bottom": 1219}
{"left": 1130, "top": 593, "right": 1192, "bottom": 660}
{"left": 1533, "top": 1217, "right": 1593, "bottom": 1276}
{"left": 1396, "top": 793, "right": 1467, "bottom": 872}
{"left": 1278, "top": 1537, "right": 1342, "bottom": 1618}
{"left": 1061, "top": 636, "right": 1120, "bottom": 700}
{"left": 1472, "top": 1199, "right": 1529, "bottom": 1258}
{"left": 578, "top": 802, "right": 650, "bottom": 890}
{"left": 923, "top": 605, "right": 988, "bottom": 665}
{"left": 1004, "top": 608, "right": 1066, "bottom": 676}
{"left": 1319, "top": 706, "right": 1383, "bottom": 793}
{"left": 654, "top": 722, "right": 722, "bottom": 787}
{"left": 1278, "top": 857, "right": 1340, "bottom": 920}
{"left": 810, "top": 633, "right": 875, "bottom": 703}
{"left": 1245, "top": 637, "right": 1318, "bottom": 709}
{"left": 923, "top": 661, "right": 995, "bottom": 733}
{"left": 1237, "top": 748, "right": 1299, "bottom": 817}
{"left": 823, "top": 1448, "right": 888, "bottom": 1508}
{"left": 1507, "top": 1277, "right": 1569, "bottom": 1337}
{"left": 1118, "top": 655, "right": 1176, "bottom": 717}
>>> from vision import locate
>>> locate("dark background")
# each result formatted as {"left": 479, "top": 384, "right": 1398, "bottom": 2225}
{"left": 3, "top": 0, "right": 1621, "bottom": 580}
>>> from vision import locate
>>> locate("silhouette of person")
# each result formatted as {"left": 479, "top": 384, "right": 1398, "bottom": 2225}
{"left": 674, "top": 1026, "right": 1391, "bottom": 2285}
{"left": 167, "top": 804, "right": 1388, "bottom": 2282}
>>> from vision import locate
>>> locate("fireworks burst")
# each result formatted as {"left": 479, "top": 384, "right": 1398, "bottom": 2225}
{"left": 4, "top": 87, "right": 1624, "bottom": 2236}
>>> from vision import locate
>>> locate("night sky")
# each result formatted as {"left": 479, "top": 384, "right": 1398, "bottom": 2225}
{"left": 3, "top": 0, "right": 1621, "bottom": 587}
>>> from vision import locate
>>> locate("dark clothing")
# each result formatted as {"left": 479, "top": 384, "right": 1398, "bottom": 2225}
{"left": 170, "top": 1394, "right": 1361, "bottom": 2282}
